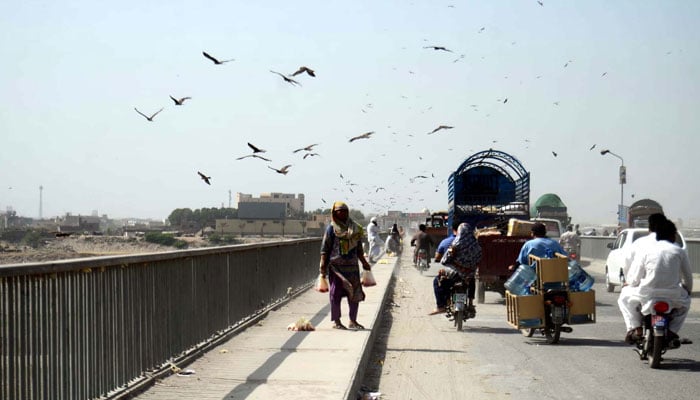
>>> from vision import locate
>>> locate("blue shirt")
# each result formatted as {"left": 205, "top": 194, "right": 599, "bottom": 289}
{"left": 436, "top": 233, "right": 456, "bottom": 256}
{"left": 516, "top": 237, "right": 567, "bottom": 265}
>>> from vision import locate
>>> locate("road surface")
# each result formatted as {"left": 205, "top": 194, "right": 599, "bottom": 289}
{"left": 361, "top": 252, "right": 700, "bottom": 400}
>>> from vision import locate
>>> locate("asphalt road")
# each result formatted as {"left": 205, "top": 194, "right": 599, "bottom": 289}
{"left": 361, "top": 252, "right": 700, "bottom": 400}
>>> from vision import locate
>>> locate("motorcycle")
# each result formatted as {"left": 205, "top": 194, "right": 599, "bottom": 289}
{"left": 521, "top": 288, "right": 573, "bottom": 344}
{"left": 563, "top": 245, "right": 580, "bottom": 262}
{"left": 633, "top": 299, "right": 681, "bottom": 368}
{"left": 445, "top": 275, "right": 476, "bottom": 331}
{"left": 416, "top": 248, "right": 429, "bottom": 273}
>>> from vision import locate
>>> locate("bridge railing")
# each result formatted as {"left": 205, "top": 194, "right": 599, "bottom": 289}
{"left": 581, "top": 236, "right": 700, "bottom": 273}
{"left": 0, "top": 238, "right": 321, "bottom": 400}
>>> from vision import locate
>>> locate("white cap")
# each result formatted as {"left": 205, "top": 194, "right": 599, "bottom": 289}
{"left": 370, "top": 217, "right": 377, "bottom": 223}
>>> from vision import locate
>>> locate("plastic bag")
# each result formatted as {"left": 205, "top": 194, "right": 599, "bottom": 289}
{"left": 361, "top": 270, "right": 377, "bottom": 287}
{"left": 315, "top": 274, "right": 329, "bottom": 292}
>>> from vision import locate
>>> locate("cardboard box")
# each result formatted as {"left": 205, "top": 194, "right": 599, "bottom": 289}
{"left": 530, "top": 255, "right": 569, "bottom": 289}
{"left": 506, "top": 291, "right": 544, "bottom": 329}
{"left": 568, "top": 290, "right": 596, "bottom": 324}
{"left": 507, "top": 218, "right": 535, "bottom": 237}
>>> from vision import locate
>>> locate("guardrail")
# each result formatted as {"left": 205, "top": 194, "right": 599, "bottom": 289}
{"left": 580, "top": 236, "right": 700, "bottom": 273}
{"left": 0, "top": 238, "right": 321, "bottom": 400}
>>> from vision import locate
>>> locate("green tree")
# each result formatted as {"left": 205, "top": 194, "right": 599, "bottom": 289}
{"left": 21, "top": 231, "right": 43, "bottom": 248}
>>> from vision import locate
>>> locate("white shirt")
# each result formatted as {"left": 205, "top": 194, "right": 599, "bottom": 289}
{"left": 623, "top": 232, "right": 656, "bottom": 277}
{"left": 367, "top": 222, "right": 380, "bottom": 240}
{"left": 627, "top": 239, "right": 693, "bottom": 310}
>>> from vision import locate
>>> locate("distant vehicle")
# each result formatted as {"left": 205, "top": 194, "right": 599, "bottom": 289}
{"left": 604, "top": 228, "right": 686, "bottom": 292}
{"left": 627, "top": 198, "right": 663, "bottom": 228}
{"left": 425, "top": 211, "right": 449, "bottom": 246}
{"left": 530, "top": 218, "right": 562, "bottom": 239}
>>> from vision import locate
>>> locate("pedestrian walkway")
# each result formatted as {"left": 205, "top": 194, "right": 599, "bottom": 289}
{"left": 132, "top": 253, "right": 401, "bottom": 400}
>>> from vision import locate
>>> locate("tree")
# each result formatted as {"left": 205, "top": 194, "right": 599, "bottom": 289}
{"left": 167, "top": 207, "right": 237, "bottom": 229}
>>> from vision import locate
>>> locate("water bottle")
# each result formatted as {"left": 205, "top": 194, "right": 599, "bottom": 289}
{"left": 504, "top": 264, "right": 536, "bottom": 296}
{"left": 568, "top": 260, "right": 594, "bottom": 292}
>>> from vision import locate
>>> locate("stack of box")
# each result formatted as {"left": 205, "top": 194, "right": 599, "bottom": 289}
{"left": 507, "top": 218, "right": 535, "bottom": 237}
{"left": 505, "top": 254, "right": 596, "bottom": 329}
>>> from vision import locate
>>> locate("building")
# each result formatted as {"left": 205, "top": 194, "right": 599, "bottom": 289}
{"left": 236, "top": 192, "right": 305, "bottom": 218}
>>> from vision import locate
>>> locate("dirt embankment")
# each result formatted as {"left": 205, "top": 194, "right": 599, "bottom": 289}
{"left": 0, "top": 235, "right": 285, "bottom": 265}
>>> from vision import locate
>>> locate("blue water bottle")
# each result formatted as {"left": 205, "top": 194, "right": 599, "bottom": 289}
{"left": 504, "top": 264, "right": 536, "bottom": 295}
{"left": 568, "top": 260, "right": 594, "bottom": 292}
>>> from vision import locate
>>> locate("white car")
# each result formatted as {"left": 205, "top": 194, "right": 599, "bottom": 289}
{"left": 604, "top": 228, "right": 686, "bottom": 292}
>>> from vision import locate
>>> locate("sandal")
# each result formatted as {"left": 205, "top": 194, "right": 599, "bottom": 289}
{"left": 349, "top": 321, "right": 365, "bottom": 330}
{"left": 332, "top": 321, "right": 347, "bottom": 330}
{"left": 429, "top": 307, "right": 446, "bottom": 315}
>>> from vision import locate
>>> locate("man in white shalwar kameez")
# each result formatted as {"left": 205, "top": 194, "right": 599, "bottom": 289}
{"left": 366, "top": 217, "right": 383, "bottom": 263}
{"left": 618, "top": 219, "right": 692, "bottom": 343}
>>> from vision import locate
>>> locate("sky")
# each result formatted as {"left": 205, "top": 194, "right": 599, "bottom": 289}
{"left": 1, "top": 1, "right": 699, "bottom": 226}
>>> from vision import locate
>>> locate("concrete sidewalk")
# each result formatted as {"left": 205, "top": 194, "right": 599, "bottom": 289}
{"left": 133, "top": 253, "right": 400, "bottom": 400}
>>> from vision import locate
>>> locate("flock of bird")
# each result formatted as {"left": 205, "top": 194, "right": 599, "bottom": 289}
{"left": 129, "top": 2, "right": 636, "bottom": 215}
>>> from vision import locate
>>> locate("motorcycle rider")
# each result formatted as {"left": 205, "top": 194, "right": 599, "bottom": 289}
{"left": 410, "top": 224, "right": 434, "bottom": 266}
{"left": 429, "top": 222, "right": 482, "bottom": 315}
{"left": 618, "top": 219, "right": 693, "bottom": 343}
{"left": 366, "top": 217, "right": 383, "bottom": 263}
{"left": 509, "top": 222, "right": 567, "bottom": 271}
{"left": 617, "top": 213, "right": 665, "bottom": 341}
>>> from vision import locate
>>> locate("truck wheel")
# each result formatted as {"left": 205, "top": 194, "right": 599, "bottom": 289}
{"left": 476, "top": 279, "right": 486, "bottom": 304}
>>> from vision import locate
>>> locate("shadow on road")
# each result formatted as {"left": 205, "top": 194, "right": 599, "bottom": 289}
{"left": 521, "top": 337, "right": 631, "bottom": 347}
{"left": 656, "top": 358, "right": 700, "bottom": 372}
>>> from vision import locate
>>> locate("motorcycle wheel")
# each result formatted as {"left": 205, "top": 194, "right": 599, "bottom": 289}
{"left": 521, "top": 328, "right": 535, "bottom": 337}
{"left": 545, "top": 323, "right": 561, "bottom": 344}
{"left": 649, "top": 335, "right": 664, "bottom": 369}
{"left": 455, "top": 309, "right": 463, "bottom": 331}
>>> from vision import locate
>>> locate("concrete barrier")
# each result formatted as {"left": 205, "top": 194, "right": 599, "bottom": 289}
{"left": 581, "top": 236, "right": 700, "bottom": 273}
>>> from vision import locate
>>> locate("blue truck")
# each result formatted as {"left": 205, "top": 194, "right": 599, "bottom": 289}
{"left": 446, "top": 149, "right": 532, "bottom": 303}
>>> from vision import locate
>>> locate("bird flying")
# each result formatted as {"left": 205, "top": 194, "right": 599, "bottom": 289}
{"left": 202, "top": 51, "right": 234, "bottom": 65}
{"left": 247, "top": 142, "right": 266, "bottom": 153}
{"left": 552, "top": 151, "right": 558, "bottom": 157}
{"left": 503, "top": 98, "right": 508, "bottom": 104}
{"left": 270, "top": 70, "right": 301, "bottom": 86}
{"left": 290, "top": 66, "right": 315, "bottom": 77}
{"left": 589, "top": 144, "right": 596, "bottom": 150}
{"left": 303, "top": 152, "right": 319, "bottom": 159}
{"left": 197, "top": 171, "right": 211, "bottom": 185}
{"left": 236, "top": 154, "right": 271, "bottom": 162}
{"left": 170, "top": 96, "right": 191, "bottom": 106}
{"left": 134, "top": 107, "right": 163, "bottom": 122}
{"left": 423, "top": 46, "right": 453, "bottom": 52}
{"left": 268, "top": 165, "right": 292, "bottom": 175}
{"left": 537, "top": 1, "right": 544, "bottom": 6}
{"left": 349, "top": 131, "right": 375, "bottom": 142}
{"left": 428, "top": 125, "right": 454, "bottom": 135}
{"left": 293, "top": 143, "right": 319, "bottom": 153}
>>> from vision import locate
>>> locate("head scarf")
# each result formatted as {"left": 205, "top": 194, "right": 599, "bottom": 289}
{"left": 330, "top": 201, "right": 364, "bottom": 254}
{"left": 441, "top": 222, "right": 482, "bottom": 269}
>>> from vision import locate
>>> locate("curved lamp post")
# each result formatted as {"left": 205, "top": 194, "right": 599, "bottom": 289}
{"left": 600, "top": 149, "right": 626, "bottom": 224}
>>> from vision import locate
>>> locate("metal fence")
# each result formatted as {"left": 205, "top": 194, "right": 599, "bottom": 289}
{"left": 0, "top": 238, "right": 321, "bottom": 400}
{"left": 581, "top": 236, "right": 700, "bottom": 273}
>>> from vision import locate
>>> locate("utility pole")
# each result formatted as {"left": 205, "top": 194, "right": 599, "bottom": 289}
{"left": 39, "top": 185, "right": 43, "bottom": 219}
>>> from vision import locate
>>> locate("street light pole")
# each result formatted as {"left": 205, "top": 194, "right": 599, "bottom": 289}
{"left": 600, "top": 149, "right": 625, "bottom": 225}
